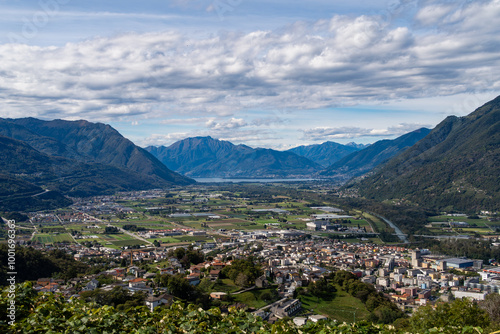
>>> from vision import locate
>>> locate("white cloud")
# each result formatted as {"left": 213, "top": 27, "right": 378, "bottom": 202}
{"left": 415, "top": 4, "right": 454, "bottom": 26}
{"left": 302, "top": 123, "right": 430, "bottom": 141}
{"left": 0, "top": 1, "right": 499, "bottom": 123}
{"left": 139, "top": 127, "right": 279, "bottom": 148}
{"left": 140, "top": 132, "right": 191, "bottom": 147}
{"left": 160, "top": 117, "right": 213, "bottom": 125}
{"left": 206, "top": 117, "right": 248, "bottom": 130}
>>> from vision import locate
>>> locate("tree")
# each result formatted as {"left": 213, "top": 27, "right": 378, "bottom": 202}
{"left": 309, "top": 277, "right": 336, "bottom": 299}
{"left": 173, "top": 247, "right": 186, "bottom": 260}
{"left": 0, "top": 245, "right": 88, "bottom": 285}
{"left": 372, "top": 305, "right": 402, "bottom": 324}
{"left": 235, "top": 273, "right": 250, "bottom": 287}
{"left": 409, "top": 298, "right": 490, "bottom": 332}
{"left": 155, "top": 274, "right": 200, "bottom": 301}
{"left": 104, "top": 226, "right": 119, "bottom": 234}
{"left": 260, "top": 291, "right": 273, "bottom": 302}
{"left": 80, "top": 286, "right": 146, "bottom": 310}
{"left": 221, "top": 257, "right": 262, "bottom": 285}
{"left": 479, "top": 293, "right": 500, "bottom": 324}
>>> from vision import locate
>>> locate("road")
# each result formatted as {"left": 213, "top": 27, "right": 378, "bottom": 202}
{"left": 109, "top": 223, "right": 155, "bottom": 246}
{"left": 31, "top": 189, "right": 50, "bottom": 197}
{"left": 231, "top": 285, "right": 256, "bottom": 295}
{"left": 29, "top": 218, "right": 39, "bottom": 240}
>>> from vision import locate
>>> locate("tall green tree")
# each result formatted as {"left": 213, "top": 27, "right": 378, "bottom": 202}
{"left": 409, "top": 298, "right": 490, "bottom": 332}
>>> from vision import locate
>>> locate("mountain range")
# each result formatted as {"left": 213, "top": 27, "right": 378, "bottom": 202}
{"left": 145, "top": 131, "right": 429, "bottom": 180}
{"left": 1, "top": 95, "right": 498, "bottom": 212}
{"left": 286, "top": 141, "right": 363, "bottom": 167}
{"left": 355, "top": 95, "right": 500, "bottom": 211}
{"left": 0, "top": 118, "right": 193, "bottom": 210}
{"left": 320, "top": 128, "right": 432, "bottom": 181}
{"left": 146, "top": 137, "right": 322, "bottom": 178}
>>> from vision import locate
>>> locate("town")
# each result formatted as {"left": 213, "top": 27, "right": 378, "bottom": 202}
{"left": 4, "top": 184, "right": 500, "bottom": 325}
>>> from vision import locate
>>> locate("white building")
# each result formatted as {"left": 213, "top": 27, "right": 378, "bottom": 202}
{"left": 452, "top": 291, "right": 488, "bottom": 301}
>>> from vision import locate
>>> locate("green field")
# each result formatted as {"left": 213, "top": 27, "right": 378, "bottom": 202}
{"left": 337, "top": 237, "right": 383, "bottom": 244}
{"left": 149, "top": 235, "right": 213, "bottom": 244}
{"left": 69, "top": 232, "right": 149, "bottom": 248}
{"left": 151, "top": 237, "right": 185, "bottom": 243}
{"left": 66, "top": 224, "right": 102, "bottom": 231}
{"left": 358, "top": 212, "right": 389, "bottom": 233}
{"left": 33, "top": 233, "right": 74, "bottom": 244}
{"left": 426, "top": 216, "right": 498, "bottom": 236}
{"left": 103, "top": 234, "right": 135, "bottom": 241}
{"left": 299, "top": 286, "right": 370, "bottom": 322}
{"left": 212, "top": 279, "right": 242, "bottom": 294}
{"left": 111, "top": 239, "right": 147, "bottom": 246}
{"left": 232, "top": 288, "right": 277, "bottom": 309}
{"left": 428, "top": 215, "right": 491, "bottom": 225}
{"left": 111, "top": 221, "right": 175, "bottom": 229}
{"left": 100, "top": 233, "right": 148, "bottom": 246}
{"left": 181, "top": 218, "right": 268, "bottom": 231}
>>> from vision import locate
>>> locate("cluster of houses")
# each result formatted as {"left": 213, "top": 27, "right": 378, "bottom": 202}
{"left": 247, "top": 240, "right": 499, "bottom": 312}
{"left": 21, "top": 194, "right": 500, "bottom": 324}
{"left": 27, "top": 231, "right": 500, "bottom": 324}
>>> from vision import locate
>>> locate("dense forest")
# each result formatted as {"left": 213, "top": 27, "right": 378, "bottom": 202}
{"left": 0, "top": 245, "right": 88, "bottom": 285}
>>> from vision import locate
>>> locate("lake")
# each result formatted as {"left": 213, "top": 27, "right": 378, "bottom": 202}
{"left": 194, "top": 178, "right": 322, "bottom": 183}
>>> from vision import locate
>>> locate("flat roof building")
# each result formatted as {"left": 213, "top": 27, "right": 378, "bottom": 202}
{"left": 443, "top": 258, "right": 474, "bottom": 269}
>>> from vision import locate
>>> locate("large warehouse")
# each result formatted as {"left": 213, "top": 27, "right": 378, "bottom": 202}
{"left": 442, "top": 258, "right": 475, "bottom": 269}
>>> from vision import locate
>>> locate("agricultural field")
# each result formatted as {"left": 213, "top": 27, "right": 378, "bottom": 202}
{"left": 24, "top": 185, "right": 408, "bottom": 248}
{"left": 332, "top": 237, "right": 384, "bottom": 245}
{"left": 33, "top": 233, "right": 74, "bottom": 244}
{"left": 65, "top": 224, "right": 102, "bottom": 231}
{"left": 428, "top": 215, "right": 491, "bottom": 225}
{"left": 98, "top": 233, "right": 147, "bottom": 247}
{"left": 426, "top": 215, "right": 499, "bottom": 237}
{"left": 148, "top": 235, "right": 213, "bottom": 245}
{"left": 110, "top": 221, "right": 175, "bottom": 230}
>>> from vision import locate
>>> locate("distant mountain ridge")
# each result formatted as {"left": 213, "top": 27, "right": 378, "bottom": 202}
{"left": 146, "top": 136, "right": 322, "bottom": 178}
{"left": 0, "top": 134, "right": 181, "bottom": 197}
{"left": 287, "top": 141, "right": 361, "bottom": 167}
{"left": 3, "top": 93, "right": 496, "bottom": 213}
{"left": 0, "top": 118, "right": 194, "bottom": 210}
{"left": 346, "top": 142, "right": 370, "bottom": 150}
{"left": 356, "top": 95, "right": 500, "bottom": 211}
{"left": 0, "top": 118, "right": 192, "bottom": 186}
{"left": 320, "top": 128, "right": 432, "bottom": 181}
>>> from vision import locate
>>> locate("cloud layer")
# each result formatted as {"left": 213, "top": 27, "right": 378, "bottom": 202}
{"left": 0, "top": 0, "right": 499, "bottom": 146}
{"left": 302, "top": 123, "right": 431, "bottom": 141}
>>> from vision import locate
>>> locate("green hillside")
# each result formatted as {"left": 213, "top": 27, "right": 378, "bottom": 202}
{"left": 357, "top": 96, "right": 500, "bottom": 212}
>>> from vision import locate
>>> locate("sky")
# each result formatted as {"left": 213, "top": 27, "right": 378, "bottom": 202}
{"left": 0, "top": 0, "right": 499, "bottom": 150}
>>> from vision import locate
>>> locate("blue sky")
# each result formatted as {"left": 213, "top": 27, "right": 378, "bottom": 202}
{"left": 0, "top": 0, "right": 499, "bottom": 149}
